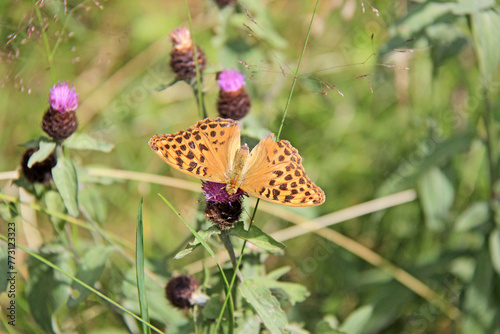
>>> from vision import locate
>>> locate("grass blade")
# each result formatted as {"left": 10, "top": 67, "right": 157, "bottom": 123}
{"left": 136, "top": 198, "right": 151, "bottom": 334}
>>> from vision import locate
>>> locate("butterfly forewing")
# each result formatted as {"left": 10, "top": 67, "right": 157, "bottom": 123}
{"left": 240, "top": 134, "right": 325, "bottom": 207}
{"left": 149, "top": 118, "right": 241, "bottom": 183}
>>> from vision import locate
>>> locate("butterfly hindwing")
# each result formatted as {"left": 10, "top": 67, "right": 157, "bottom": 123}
{"left": 149, "top": 118, "right": 241, "bottom": 183}
{"left": 240, "top": 133, "right": 325, "bottom": 207}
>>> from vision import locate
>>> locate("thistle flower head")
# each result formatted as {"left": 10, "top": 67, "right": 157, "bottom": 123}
{"left": 201, "top": 181, "right": 247, "bottom": 203}
{"left": 169, "top": 27, "right": 206, "bottom": 80}
{"left": 216, "top": 69, "right": 251, "bottom": 120}
{"left": 169, "top": 26, "right": 193, "bottom": 50}
{"left": 48, "top": 82, "right": 79, "bottom": 113}
{"left": 165, "top": 275, "right": 208, "bottom": 309}
{"left": 217, "top": 68, "right": 246, "bottom": 92}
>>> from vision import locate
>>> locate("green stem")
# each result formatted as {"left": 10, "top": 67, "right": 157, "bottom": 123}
{"left": 220, "top": 230, "right": 238, "bottom": 269}
{"left": 276, "top": 0, "right": 319, "bottom": 141}
{"left": 191, "top": 79, "right": 207, "bottom": 119}
{"left": 184, "top": 0, "right": 206, "bottom": 119}
{"left": 34, "top": 2, "right": 56, "bottom": 82}
{"left": 214, "top": 200, "right": 260, "bottom": 333}
{"left": 483, "top": 88, "right": 497, "bottom": 200}
{"left": 50, "top": 2, "right": 83, "bottom": 61}
{"left": 220, "top": 230, "right": 244, "bottom": 282}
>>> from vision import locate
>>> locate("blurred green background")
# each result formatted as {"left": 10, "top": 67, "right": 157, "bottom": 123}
{"left": 1, "top": 0, "right": 500, "bottom": 333}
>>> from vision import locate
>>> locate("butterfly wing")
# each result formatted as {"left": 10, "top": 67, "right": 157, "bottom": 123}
{"left": 149, "top": 118, "right": 241, "bottom": 183}
{"left": 240, "top": 133, "right": 325, "bottom": 207}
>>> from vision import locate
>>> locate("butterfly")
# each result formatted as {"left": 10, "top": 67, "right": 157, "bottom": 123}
{"left": 148, "top": 118, "right": 325, "bottom": 207}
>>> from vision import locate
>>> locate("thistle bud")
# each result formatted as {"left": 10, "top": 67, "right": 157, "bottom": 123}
{"left": 213, "top": 0, "right": 236, "bottom": 7}
{"left": 169, "top": 27, "right": 206, "bottom": 80}
{"left": 202, "top": 181, "right": 247, "bottom": 229}
{"left": 216, "top": 69, "right": 251, "bottom": 120}
{"left": 20, "top": 148, "right": 57, "bottom": 184}
{"left": 165, "top": 275, "right": 209, "bottom": 309}
{"left": 42, "top": 82, "right": 79, "bottom": 141}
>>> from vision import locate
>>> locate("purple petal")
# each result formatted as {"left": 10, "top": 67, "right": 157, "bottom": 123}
{"left": 48, "top": 81, "right": 79, "bottom": 113}
{"left": 218, "top": 69, "right": 246, "bottom": 92}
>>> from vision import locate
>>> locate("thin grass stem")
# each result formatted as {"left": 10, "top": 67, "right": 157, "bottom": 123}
{"left": 184, "top": 0, "right": 206, "bottom": 119}
{"left": 34, "top": 1, "right": 56, "bottom": 82}
{"left": 276, "top": 0, "right": 319, "bottom": 141}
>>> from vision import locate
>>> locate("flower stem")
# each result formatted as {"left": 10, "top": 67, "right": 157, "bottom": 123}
{"left": 184, "top": 0, "right": 206, "bottom": 119}
{"left": 276, "top": 0, "right": 319, "bottom": 141}
{"left": 34, "top": 1, "right": 56, "bottom": 82}
{"left": 220, "top": 230, "right": 244, "bottom": 282}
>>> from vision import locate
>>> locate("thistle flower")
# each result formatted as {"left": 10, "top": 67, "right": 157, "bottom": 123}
{"left": 169, "top": 27, "right": 206, "bottom": 80}
{"left": 201, "top": 181, "right": 247, "bottom": 203}
{"left": 42, "top": 82, "right": 79, "bottom": 140}
{"left": 48, "top": 81, "right": 79, "bottom": 113}
{"left": 20, "top": 148, "right": 57, "bottom": 184}
{"left": 165, "top": 275, "right": 209, "bottom": 309}
{"left": 216, "top": 68, "right": 251, "bottom": 120}
{"left": 202, "top": 181, "right": 247, "bottom": 229}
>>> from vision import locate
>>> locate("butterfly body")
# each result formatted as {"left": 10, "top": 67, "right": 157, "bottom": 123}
{"left": 149, "top": 118, "right": 325, "bottom": 207}
{"left": 227, "top": 144, "right": 249, "bottom": 195}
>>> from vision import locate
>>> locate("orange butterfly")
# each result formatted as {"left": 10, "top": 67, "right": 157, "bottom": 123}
{"left": 149, "top": 118, "right": 325, "bottom": 207}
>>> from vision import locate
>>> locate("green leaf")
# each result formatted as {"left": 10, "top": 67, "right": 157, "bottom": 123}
{"left": 250, "top": 277, "right": 309, "bottom": 305}
{"left": 316, "top": 315, "right": 344, "bottom": 334}
{"left": 135, "top": 198, "right": 151, "bottom": 334}
{"left": 203, "top": 295, "right": 229, "bottom": 320}
{"left": 26, "top": 244, "right": 75, "bottom": 333}
{"left": 78, "top": 186, "right": 107, "bottom": 225}
{"left": 426, "top": 23, "right": 467, "bottom": 69}
{"left": 19, "top": 137, "right": 42, "bottom": 149}
{"left": 470, "top": 8, "right": 500, "bottom": 83}
{"left": 418, "top": 167, "right": 455, "bottom": 231}
{"left": 152, "top": 79, "right": 180, "bottom": 92}
{"left": 52, "top": 156, "right": 79, "bottom": 217}
{"left": 266, "top": 266, "right": 291, "bottom": 280}
{"left": 489, "top": 227, "right": 500, "bottom": 275}
{"left": 355, "top": 283, "right": 414, "bottom": 333}
{"left": 229, "top": 223, "right": 286, "bottom": 253}
{"left": 0, "top": 198, "right": 18, "bottom": 221}
{"left": 239, "top": 280, "right": 288, "bottom": 334}
{"left": 45, "top": 190, "right": 67, "bottom": 229}
{"left": 173, "top": 226, "right": 221, "bottom": 259}
{"left": 235, "top": 313, "right": 262, "bottom": 334}
{"left": 67, "top": 245, "right": 114, "bottom": 307}
{"left": 379, "top": 135, "right": 472, "bottom": 194}
{"left": 389, "top": 2, "right": 457, "bottom": 39}
{"left": 455, "top": 201, "right": 489, "bottom": 231}
{"left": 453, "top": 0, "right": 495, "bottom": 14}
{"left": 27, "top": 139, "right": 56, "bottom": 167}
{"left": 64, "top": 133, "right": 114, "bottom": 152}
{"left": 339, "top": 305, "right": 374, "bottom": 334}
{"left": 462, "top": 250, "right": 497, "bottom": 331}
{"left": 0, "top": 248, "right": 8, "bottom": 292}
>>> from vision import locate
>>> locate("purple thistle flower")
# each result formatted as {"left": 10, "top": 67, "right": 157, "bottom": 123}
{"left": 201, "top": 181, "right": 247, "bottom": 204}
{"left": 217, "top": 69, "right": 246, "bottom": 92}
{"left": 48, "top": 82, "right": 79, "bottom": 113}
